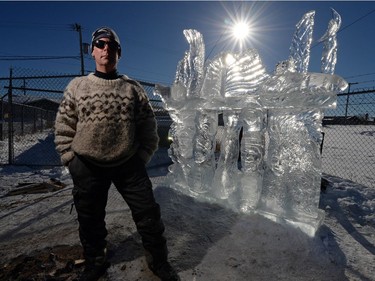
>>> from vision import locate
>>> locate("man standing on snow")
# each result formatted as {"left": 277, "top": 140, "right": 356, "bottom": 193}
{"left": 54, "top": 26, "right": 180, "bottom": 281}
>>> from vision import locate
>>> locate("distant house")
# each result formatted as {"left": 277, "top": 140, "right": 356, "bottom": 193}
{"left": 25, "top": 98, "right": 60, "bottom": 112}
{"left": 323, "top": 116, "right": 375, "bottom": 125}
{"left": 1, "top": 97, "right": 60, "bottom": 124}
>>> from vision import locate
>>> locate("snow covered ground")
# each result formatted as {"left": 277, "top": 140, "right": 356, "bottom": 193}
{"left": 322, "top": 125, "right": 375, "bottom": 188}
{"left": 0, "top": 124, "right": 374, "bottom": 280}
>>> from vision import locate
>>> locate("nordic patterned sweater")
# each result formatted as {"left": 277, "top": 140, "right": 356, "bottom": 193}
{"left": 54, "top": 73, "right": 159, "bottom": 166}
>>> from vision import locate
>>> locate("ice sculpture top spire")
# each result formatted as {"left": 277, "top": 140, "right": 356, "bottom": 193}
{"left": 289, "top": 10, "right": 315, "bottom": 73}
{"left": 174, "top": 29, "right": 205, "bottom": 98}
{"left": 319, "top": 8, "right": 342, "bottom": 74}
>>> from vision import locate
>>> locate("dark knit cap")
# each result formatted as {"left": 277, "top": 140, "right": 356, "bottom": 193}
{"left": 91, "top": 27, "right": 121, "bottom": 57}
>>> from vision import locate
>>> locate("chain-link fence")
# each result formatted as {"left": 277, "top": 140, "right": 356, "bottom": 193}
{"left": 321, "top": 90, "right": 375, "bottom": 188}
{"left": 0, "top": 67, "right": 170, "bottom": 166}
{"left": 1, "top": 68, "right": 374, "bottom": 188}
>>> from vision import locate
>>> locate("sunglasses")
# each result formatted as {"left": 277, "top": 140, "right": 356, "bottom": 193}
{"left": 93, "top": 39, "right": 119, "bottom": 50}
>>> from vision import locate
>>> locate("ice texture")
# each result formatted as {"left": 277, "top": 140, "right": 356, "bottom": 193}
{"left": 289, "top": 10, "right": 315, "bottom": 73}
{"left": 155, "top": 11, "right": 348, "bottom": 236}
{"left": 175, "top": 29, "right": 205, "bottom": 98}
{"left": 319, "top": 8, "right": 342, "bottom": 75}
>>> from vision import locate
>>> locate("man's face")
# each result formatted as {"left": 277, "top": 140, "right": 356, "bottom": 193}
{"left": 92, "top": 38, "right": 119, "bottom": 70}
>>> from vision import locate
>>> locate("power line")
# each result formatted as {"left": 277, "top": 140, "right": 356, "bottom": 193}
{"left": 345, "top": 72, "right": 375, "bottom": 80}
{"left": 353, "top": 79, "right": 375, "bottom": 85}
{"left": 338, "top": 9, "right": 375, "bottom": 34}
{"left": 0, "top": 21, "right": 74, "bottom": 31}
{"left": 0, "top": 56, "right": 80, "bottom": 61}
{"left": 312, "top": 9, "right": 375, "bottom": 48}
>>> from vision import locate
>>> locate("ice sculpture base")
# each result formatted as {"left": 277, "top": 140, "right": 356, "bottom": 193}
{"left": 164, "top": 170, "right": 325, "bottom": 237}
{"left": 256, "top": 209, "right": 325, "bottom": 237}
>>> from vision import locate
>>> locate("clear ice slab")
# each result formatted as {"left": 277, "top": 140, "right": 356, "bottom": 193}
{"left": 155, "top": 10, "right": 348, "bottom": 237}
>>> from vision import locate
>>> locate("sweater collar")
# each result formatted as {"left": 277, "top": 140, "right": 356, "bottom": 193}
{"left": 94, "top": 69, "right": 120, "bottom": 80}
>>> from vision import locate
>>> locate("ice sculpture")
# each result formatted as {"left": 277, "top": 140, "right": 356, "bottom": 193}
{"left": 155, "top": 10, "right": 348, "bottom": 237}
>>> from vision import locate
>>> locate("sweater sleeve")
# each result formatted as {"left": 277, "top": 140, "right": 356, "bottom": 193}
{"left": 135, "top": 86, "right": 159, "bottom": 164}
{"left": 54, "top": 82, "right": 78, "bottom": 166}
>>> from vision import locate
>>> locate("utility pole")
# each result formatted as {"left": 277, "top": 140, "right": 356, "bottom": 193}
{"left": 74, "top": 23, "right": 85, "bottom": 75}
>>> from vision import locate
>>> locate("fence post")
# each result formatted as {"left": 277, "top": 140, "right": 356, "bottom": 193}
{"left": 344, "top": 82, "right": 358, "bottom": 118}
{"left": 8, "top": 68, "right": 14, "bottom": 164}
{"left": 21, "top": 104, "right": 24, "bottom": 136}
{"left": 33, "top": 107, "right": 37, "bottom": 133}
{"left": 40, "top": 108, "right": 43, "bottom": 132}
{"left": 0, "top": 99, "right": 3, "bottom": 141}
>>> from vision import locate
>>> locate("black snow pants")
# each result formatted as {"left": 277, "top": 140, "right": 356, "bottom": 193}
{"left": 68, "top": 153, "right": 168, "bottom": 266}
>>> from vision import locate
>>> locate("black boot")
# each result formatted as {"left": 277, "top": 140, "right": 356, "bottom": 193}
{"left": 135, "top": 206, "right": 179, "bottom": 280}
{"left": 149, "top": 261, "right": 180, "bottom": 281}
{"left": 79, "top": 255, "right": 110, "bottom": 281}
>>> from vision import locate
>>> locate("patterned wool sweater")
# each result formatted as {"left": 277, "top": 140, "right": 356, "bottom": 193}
{"left": 54, "top": 73, "right": 159, "bottom": 166}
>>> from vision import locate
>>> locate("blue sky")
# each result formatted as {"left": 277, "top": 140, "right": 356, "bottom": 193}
{"left": 1, "top": 1, "right": 375, "bottom": 91}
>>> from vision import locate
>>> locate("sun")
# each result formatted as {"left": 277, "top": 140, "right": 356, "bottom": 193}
{"left": 221, "top": 8, "right": 257, "bottom": 52}
{"left": 203, "top": 1, "right": 272, "bottom": 59}
{"left": 232, "top": 21, "right": 251, "bottom": 41}
{"left": 228, "top": 19, "right": 253, "bottom": 51}
{"left": 214, "top": 1, "right": 272, "bottom": 54}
